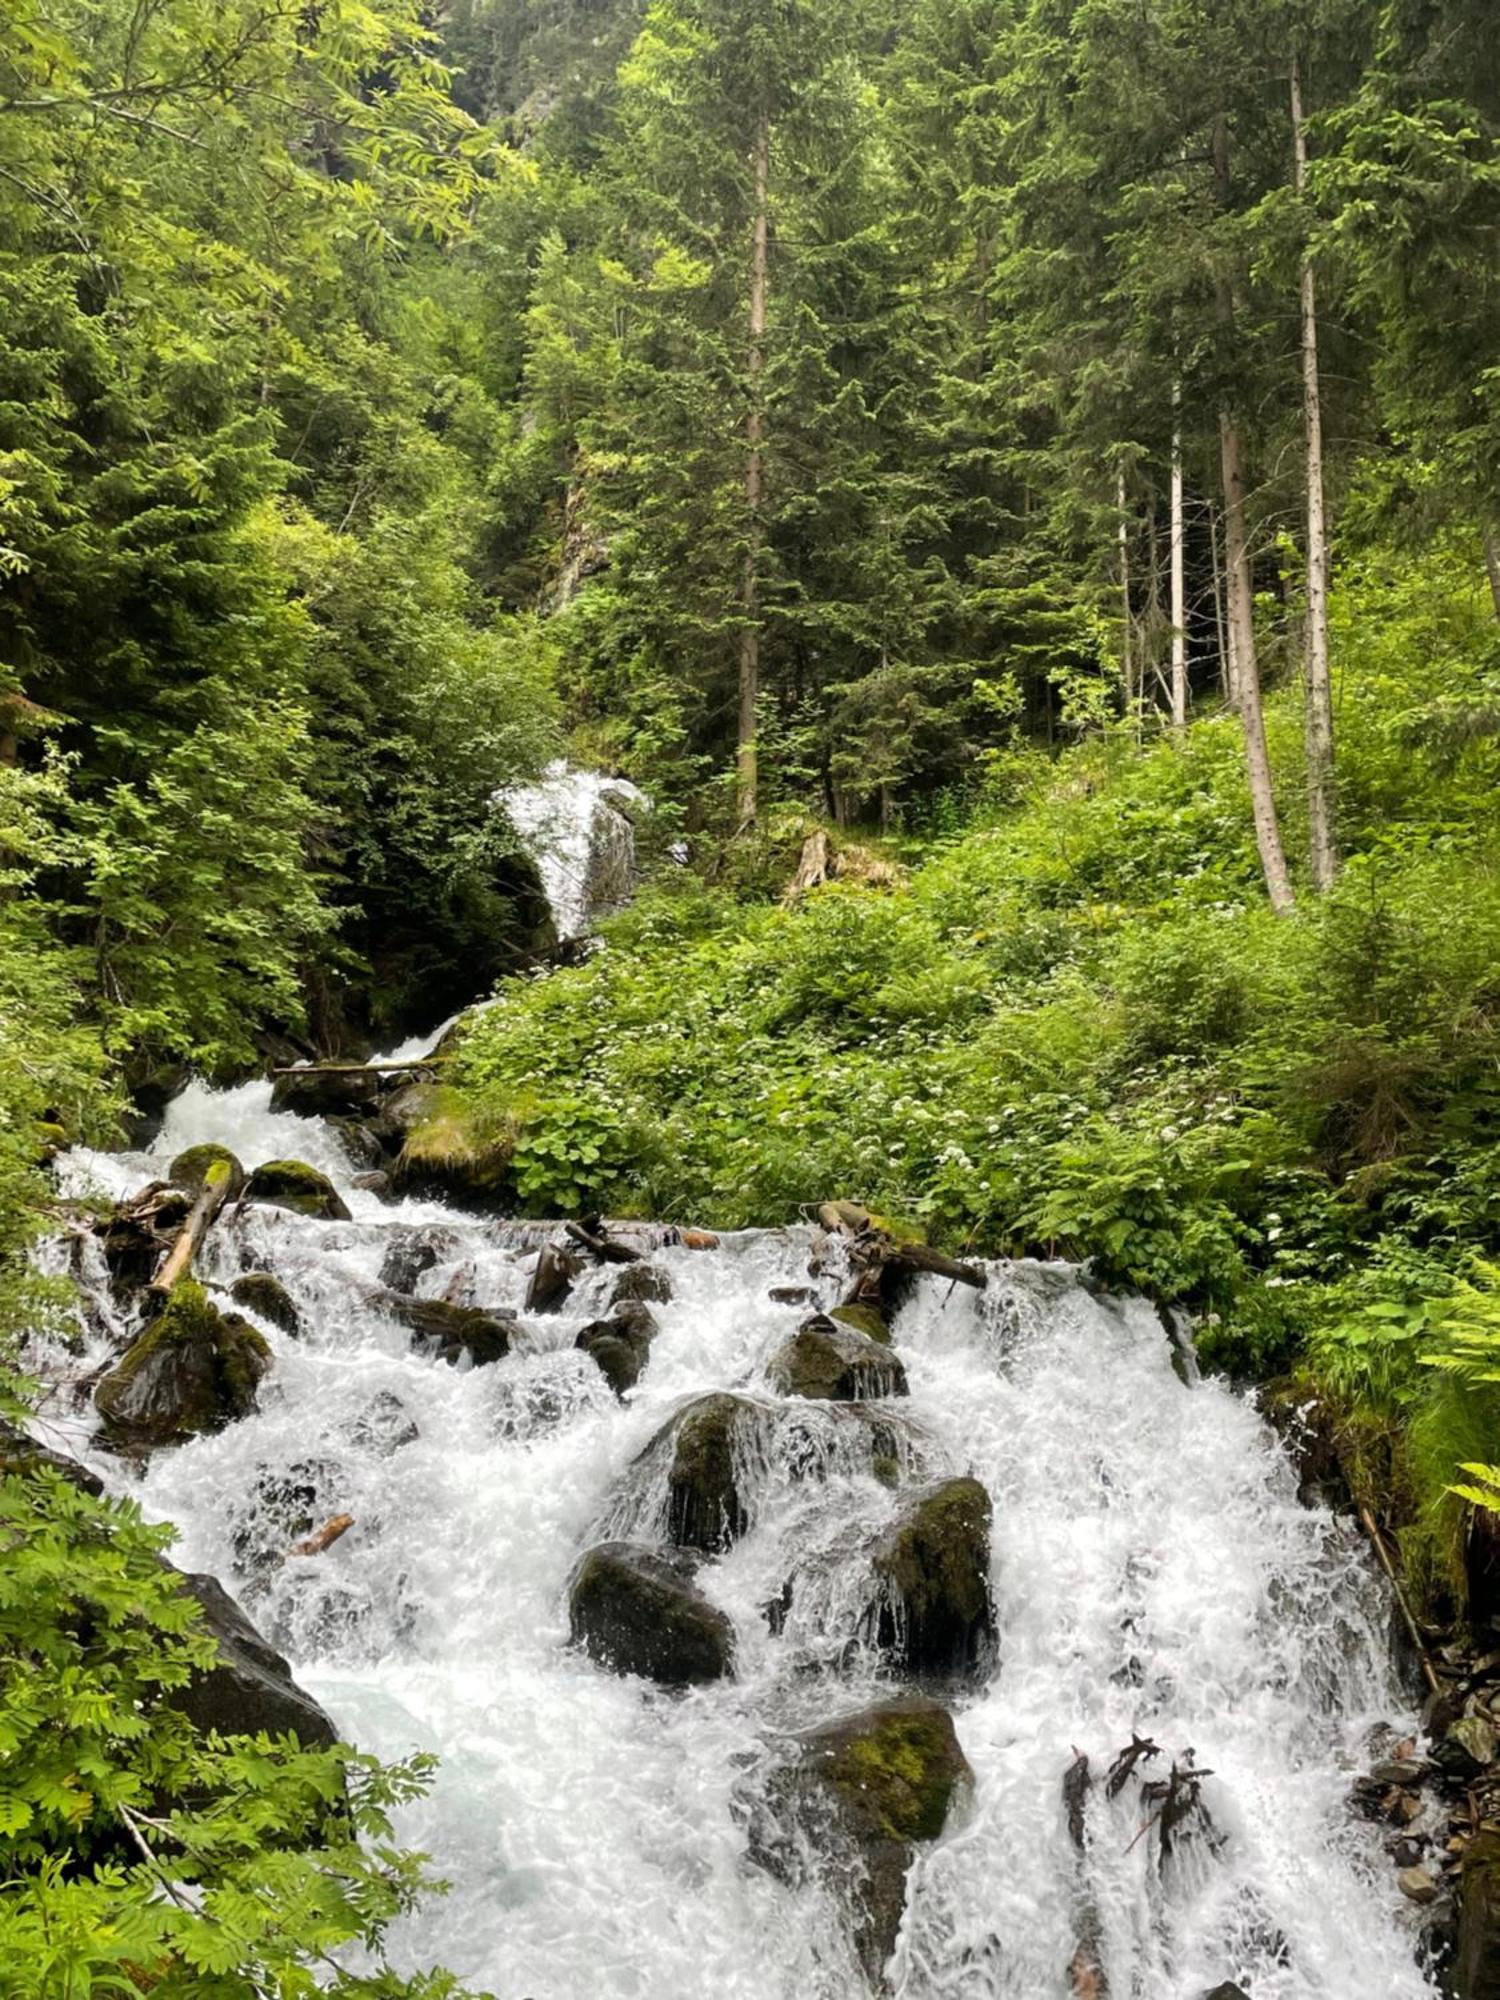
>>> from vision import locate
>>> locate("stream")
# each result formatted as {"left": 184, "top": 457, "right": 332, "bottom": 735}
{"left": 42, "top": 1084, "right": 1439, "bottom": 2000}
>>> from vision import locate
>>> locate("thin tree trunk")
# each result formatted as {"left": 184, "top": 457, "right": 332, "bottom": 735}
{"left": 1211, "top": 502, "right": 1233, "bottom": 700}
{"left": 737, "top": 112, "right": 770, "bottom": 827}
{"left": 1484, "top": 526, "right": 1500, "bottom": 621}
{"left": 1292, "top": 56, "right": 1338, "bottom": 890}
{"left": 1117, "top": 469, "right": 1133, "bottom": 718}
{"left": 1171, "top": 386, "right": 1188, "bottom": 733}
{"left": 1215, "top": 113, "right": 1295, "bottom": 915}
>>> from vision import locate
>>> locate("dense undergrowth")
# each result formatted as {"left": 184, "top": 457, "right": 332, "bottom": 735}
{"left": 439, "top": 536, "right": 1500, "bottom": 1614}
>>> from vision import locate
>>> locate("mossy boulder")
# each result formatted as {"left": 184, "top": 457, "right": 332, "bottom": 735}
{"left": 172, "top": 1568, "right": 336, "bottom": 1749}
{"left": 1457, "top": 1829, "right": 1500, "bottom": 2000}
{"left": 243, "top": 1159, "right": 351, "bottom": 1222}
{"left": 576, "top": 1301, "right": 658, "bottom": 1397}
{"left": 95, "top": 1282, "right": 272, "bottom": 1449}
{"left": 646, "top": 1392, "right": 761, "bottom": 1553}
{"left": 270, "top": 1064, "right": 388, "bottom": 1120}
{"left": 393, "top": 1092, "right": 512, "bottom": 1209}
{"left": 377, "top": 1290, "right": 515, "bottom": 1367}
{"left": 612, "top": 1261, "right": 674, "bottom": 1307}
{"left": 229, "top": 1271, "right": 301, "bottom": 1337}
{"left": 830, "top": 1302, "right": 891, "bottom": 1346}
{"left": 764, "top": 1697, "right": 972, "bottom": 1986}
{"left": 869, "top": 1477, "right": 995, "bottom": 1678}
{"left": 769, "top": 1314, "right": 908, "bottom": 1402}
{"left": 568, "top": 1541, "right": 734, "bottom": 1685}
{"left": 168, "top": 1143, "right": 246, "bottom": 1202}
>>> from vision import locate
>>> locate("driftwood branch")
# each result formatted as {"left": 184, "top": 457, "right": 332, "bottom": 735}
{"left": 148, "top": 1162, "right": 232, "bottom": 1296}
{"left": 289, "top": 1513, "right": 355, "bottom": 1559}
{"left": 565, "top": 1219, "right": 642, "bottom": 1265}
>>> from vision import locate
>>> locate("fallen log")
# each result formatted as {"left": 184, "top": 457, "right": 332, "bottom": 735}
{"left": 147, "top": 1161, "right": 233, "bottom": 1297}
{"left": 289, "top": 1513, "right": 355, "bottom": 1559}
{"left": 565, "top": 1219, "right": 643, "bottom": 1265}
{"left": 879, "top": 1242, "right": 986, "bottom": 1289}
{"left": 272, "top": 1060, "right": 436, "bottom": 1076}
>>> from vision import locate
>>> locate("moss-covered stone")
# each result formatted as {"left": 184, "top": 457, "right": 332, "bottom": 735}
{"left": 393, "top": 1091, "right": 512, "bottom": 1209}
{"left": 576, "top": 1300, "right": 658, "bottom": 1398}
{"left": 830, "top": 1301, "right": 891, "bottom": 1346}
{"left": 243, "top": 1159, "right": 351, "bottom": 1222}
{"left": 765, "top": 1698, "right": 972, "bottom": 1987}
{"left": 168, "top": 1143, "right": 246, "bottom": 1201}
{"left": 646, "top": 1392, "right": 761, "bottom": 1553}
{"left": 769, "top": 1314, "right": 908, "bottom": 1401}
{"left": 376, "top": 1290, "right": 514, "bottom": 1367}
{"left": 229, "top": 1271, "right": 302, "bottom": 1336}
{"left": 95, "top": 1281, "right": 272, "bottom": 1449}
{"left": 1457, "top": 1829, "right": 1500, "bottom": 2000}
{"left": 870, "top": 1477, "right": 995, "bottom": 1677}
{"left": 568, "top": 1540, "right": 734, "bottom": 1685}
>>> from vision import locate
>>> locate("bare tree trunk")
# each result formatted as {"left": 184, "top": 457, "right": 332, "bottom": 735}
{"left": 1292, "top": 57, "right": 1338, "bottom": 890}
{"left": 1210, "top": 503, "right": 1233, "bottom": 700}
{"left": 1215, "top": 114, "right": 1295, "bottom": 915}
{"left": 1485, "top": 526, "right": 1500, "bottom": 621}
{"left": 737, "top": 113, "right": 770, "bottom": 827}
{"left": 1117, "top": 469, "right": 1133, "bottom": 720}
{"left": 149, "top": 1162, "right": 233, "bottom": 1297}
{"left": 1171, "top": 385, "right": 1188, "bottom": 733}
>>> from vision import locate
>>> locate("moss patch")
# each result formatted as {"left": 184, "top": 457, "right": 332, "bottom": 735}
{"left": 243, "top": 1159, "right": 351, "bottom": 1222}
{"left": 169, "top": 1143, "right": 246, "bottom": 1200}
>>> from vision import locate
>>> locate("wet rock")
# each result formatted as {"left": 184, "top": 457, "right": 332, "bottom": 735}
{"left": 1437, "top": 1714, "right": 1498, "bottom": 1781}
{"left": 830, "top": 1302, "right": 892, "bottom": 1346}
{"left": 378, "top": 1291, "right": 515, "bottom": 1367}
{"left": 95, "top": 1282, "right": 271, "bottom": 1449}
{"left": 612, "top": 1261, "right": 674, "bottom": 1307}
{"left": 347, "top": 1390, "right": 420, "bottom": 1455}
{"left": 0, "top": 1421, "right": 104, "bottom": 1495}
{"left": 329, "top": 1117, "right": 385, "bottom": 1172}
{"left": 568, "top": 1541, "right": 734, "bottom": 1686}
{"left": 576, "top": 1301, "right": 659, "bottom": 1397}
{"left": 769, "top": 1285, "right": 818, "bottom": 1306}
{"left": 230, "top": 1271, "right": 302, "bottom": 1337}
{"left": 650, "top": 1392, "right": 760, "bottom": 1553}
{"left": 243, "top": 1159, "right": 351, "bottom": 1223}
{"left": 270, "top": 1063, "right": 389, "bottom": 1120}
{"left": 231, "top": 1458, "right": 336, "bottom": 1576}
{"left": 763, "top": 1697, "right": 971, "bottom": 1986}
{"left": 351, "top": 1169, "right": 391, "bottom": 1196}
{"left": 1457, "top": 1828, "right": 1500, "bottom": 2000}
{"left": 1399, "top": 1865, "right": 1439, "bottom": 1904}
{"left": 768, "top": 1315, "right": 908, "bottom": 1402}
{"left": 526, "top": 1237, "right": 584, "bottom": 1313}
{"left": 173, "top": 1568, "right": 337, "bottom": 1749}
{"left": 1202, "top": 1986, "right": 1252, "bottom": 2000}
{"left": 378, "top": 1231, "right": 442, "bottom": 1295}
{"left": 1258, "top": 1377, "right": 1349, "bottom": 1511}
{"left": 868, "top": 1477, "right": 995, "bottom": 1677}
{"left": 168, "top": 1143, "right": 246, "bottom": 1202}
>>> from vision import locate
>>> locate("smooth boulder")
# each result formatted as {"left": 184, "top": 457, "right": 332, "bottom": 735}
{"left": 243, "top": 1159, "right": 351, "bottom": 1222}
{"left": 769, "top": 1314, "right": 908, "bottom": 1402}
{"left": 763, "top": 1698, "right": 971, "bottom": 1986}
{"left": 378, "top": 1290, "right": 515, "bottom": 1366}
{"left": 230, "top": 1271, "right": 302, "bottom": 1336}
{"left": 869, "top": 1477, "right": 994, "bottom": 1677}
{"left": 568, "top": 1541, "right": 734, "bottom": 1685}
{"left": 647, "top": 1392, "right": 761, "bottom": 1553}
{"left": 95, "top": 1282, "right": 271, "bottom": 1449}
{"left": 174, "top": 1568, "right": 338, "bottom": 1748}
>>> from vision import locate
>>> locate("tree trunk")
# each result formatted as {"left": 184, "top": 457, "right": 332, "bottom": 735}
{"left": 737, "top": 112, "right": 770, "bottom": 828}
{"left": 1485, "top": 527, "right": 1500, "bottom": 621}
{"left": 1117, "top": 469, "right": 1133, "bottom": 718}
{"left": 1211, "top": 503, "right": 1233, "bottom": 700}
{"left": 1215, "top": 114, "right": 1295, "bottom": 915}
{"left": 1292, "top": 57, "right": 1338, "bottom": 891}
{"left": 1171, "top": 385, "right": 1188, "bottom": 733}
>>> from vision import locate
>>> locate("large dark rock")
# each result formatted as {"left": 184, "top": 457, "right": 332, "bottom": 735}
{"left": 762, "top": 1698, "right": 972, "bottom": 1987}
{"left": 869, "top": 1477, "right": 994, "bottom": 1677}
{"left": 1457, "top": 1829, "right": 1500, "bottom": 2000}
{"left": 1203, "top": 1986, "right": 1252, "bottom": 2000}
{"left": 173, "top": 1568, "right": 338, "bottom": 1749}
{"left": 377, "top": 1290, "right": 515, "bottom": 1367}
{"left": 769, "top": 1314, "right": 908, "bottom": 1402}
{"left": 270, "top": 1064, "right": 389, "bottom": 1120}
{"left": 568, "top": 1541, "right": 734, "bottom": 1686}
{"left": 243, "top": 1159, "right": 351, "bottom": 1223}
{"left": 647, "top": 1392, "right": 761, "bottom": 1553}
{"left": 0, "top": 1422, "right": 104, "bottom": 1495}
{"left": 230, "top": 1271, "right": 302, "bottom": 1337}
{"left": 526, "top": 1236, "right": 584, "bottom": 1313}
{"left": 377, "top": 1229, "right": 442, "bottom": 1295}
{"left": 576, "top": 1301, "right": 658, "bottom": 1397}
{"left": 168, "top": 1143, "right": 246, "bottom": 1202}
{"left": 95, "top": 1283, "right": 272, "bottom": 1449}
{"left": 612, "top": 1261, "right": 674, "bottom": 1307}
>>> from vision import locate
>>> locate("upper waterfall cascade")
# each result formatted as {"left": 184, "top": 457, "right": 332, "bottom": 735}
{"left": 498, "top": 761, "right": 648, "bottom": 942}
{"left": 41, "top": 1084, "right": 1440, "bottom": 2000}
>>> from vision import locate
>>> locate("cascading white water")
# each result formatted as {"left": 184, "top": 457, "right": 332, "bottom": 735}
{"left": 497, "top": 762, "right": 648, "bottom": 942}
{"left": 44, "top": 1087, "right": 1440, "bottom": 2000}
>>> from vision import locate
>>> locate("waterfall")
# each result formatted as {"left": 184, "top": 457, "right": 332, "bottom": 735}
{"left": 497, "top": 762, "right": 648, "bottom": 942}
{"left": 42, "top": 1087, "right": 1440, "bottom": 2000}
